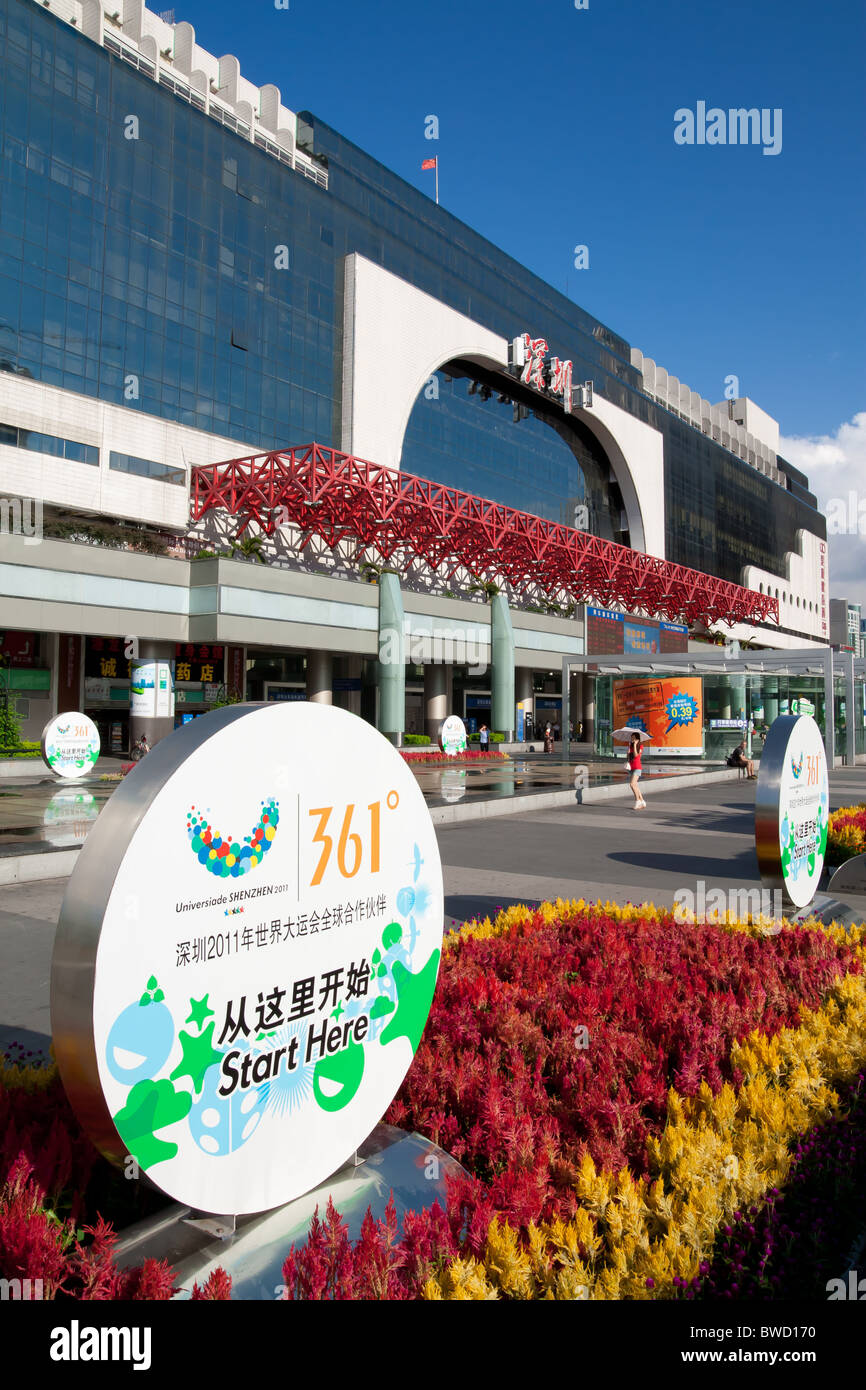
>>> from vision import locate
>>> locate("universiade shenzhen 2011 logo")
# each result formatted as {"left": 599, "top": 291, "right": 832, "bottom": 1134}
{"left": 187, "top": 798, "right": 279, "bottom": 878}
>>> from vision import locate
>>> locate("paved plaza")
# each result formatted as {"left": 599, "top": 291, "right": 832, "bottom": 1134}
{"left": 1, "top": 765, "right": 863, "bottom": 1062}
{"left": 0, "top": 748, "right": 704, "bottom": 854}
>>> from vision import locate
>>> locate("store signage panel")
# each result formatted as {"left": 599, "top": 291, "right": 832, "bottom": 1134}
{"left": 659, "top": 622, "right": 689, "bottom": 654}
{"left": 174, "top": 645, "right": 226, "bottom": 684}
{"left": 624, "top": 621, "right": 659, "bottom": 655}
{"left": 0, "top": 631, "right": 39, "bottom": 666}
{"left": 586, "top": 609, "right": 688, "bottom": 657}
{"left": 586, "top": 607, "right": 625, "bottom": 655}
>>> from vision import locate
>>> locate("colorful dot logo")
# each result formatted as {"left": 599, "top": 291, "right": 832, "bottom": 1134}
{"left": 186, "top": 798, "right": 280, "bottom": 878}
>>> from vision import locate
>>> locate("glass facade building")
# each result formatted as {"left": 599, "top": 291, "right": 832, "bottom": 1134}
{"left": 0, "top": 0, "right": 824, "bottom": 591}
{"left": 594, "top": 670, "right": 866, "bottom": 762}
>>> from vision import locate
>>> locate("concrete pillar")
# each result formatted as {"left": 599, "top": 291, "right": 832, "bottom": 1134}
{"left": 763, "top": 678, "right": 779, "bottom": 726}
{"left": 515, "top": 667, "right": 532, "bottom": 702}
{"left": 343, "top": 654, "right": 362, "bottom": 716}
{"left": 378, "top": 571, "right": 405, "bottom": 745}
{"left": 424, "top": 663, "right": 451, "bottom": 742}
{"left": 306, "top": 649, "right": 332, "bottom": 704}
{"left": 729, "top": 675, "right": 747, "bottom": 723}
{"left": 583, "top": 677, "right": 595, "bottom": 744}
{"left": 844, "top": 649, "right": 855, "bottom": 766}
{"left": 719, "top": 678, "right": 732, "bottom": 720}
{"left": 516, "top": 666, "right": 533, "bottom": 744}
{"left": 571, "top": 671, "right": 583, "bottom": 739}
{"left": 824, "top": 649, "right": 835, "bottom": 767}
{"left": 129, "top": 640, "right": 175, "bottom": 751}
{"left": 491, "top": 593, "right": 515, "bottom": 740}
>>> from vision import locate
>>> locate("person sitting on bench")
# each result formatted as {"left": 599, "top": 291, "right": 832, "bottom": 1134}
{"left": 728, "top": 740, "right": 755, "bottom": 778}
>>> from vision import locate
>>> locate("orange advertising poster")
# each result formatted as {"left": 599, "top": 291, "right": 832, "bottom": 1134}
{"left": 612, "top": 677, "right": 703, "bottom": 756}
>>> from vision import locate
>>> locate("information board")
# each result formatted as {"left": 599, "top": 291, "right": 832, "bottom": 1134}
{"left": 51, "top": 704, "right": 444, "bottom": 1216}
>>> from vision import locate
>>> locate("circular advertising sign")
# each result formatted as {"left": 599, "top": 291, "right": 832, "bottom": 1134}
{"left": 41, "top": 713, "right": 100, "bottom": 779}
{"left": 438, "top": 715, "right": 467, "bottom": 757}
{"left": 51, "top": 704, "right": 444, "bottom": 1215}
{"left": 755, "top": 714, "right": 829, "bottom": 909}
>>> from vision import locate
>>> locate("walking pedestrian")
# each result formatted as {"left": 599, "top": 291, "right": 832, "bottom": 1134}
{"left": 544, "top": 722, "right": 554, "bottom": 754}
{"left": 626, "top": 732, "right": 646, "bottom": 809}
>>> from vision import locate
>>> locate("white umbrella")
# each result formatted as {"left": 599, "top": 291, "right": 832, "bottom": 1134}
{"left": 612, "top": 726, "right": 652, "bottom": 744}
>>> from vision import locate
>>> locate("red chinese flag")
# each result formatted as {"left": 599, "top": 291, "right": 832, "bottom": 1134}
{"left": 421, "top": 157, "right": 437, "bottom": 170}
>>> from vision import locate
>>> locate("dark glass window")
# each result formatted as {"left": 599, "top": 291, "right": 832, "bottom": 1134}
{"left": 0, "top": 421, "right": 98, "bottom": 463}
{"left": 109, "top": 450, "right": 185, "bottom": 485}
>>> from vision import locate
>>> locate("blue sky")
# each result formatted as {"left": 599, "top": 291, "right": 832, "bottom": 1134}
{"left": 173, "top": 0, "right": 864, "bottom": 439}
{"left": 172, "top": 0, "right": 866, "bottom": 599}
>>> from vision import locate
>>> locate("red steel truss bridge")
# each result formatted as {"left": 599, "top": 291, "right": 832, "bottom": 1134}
{"left": 190, "top": 442, "right": 779, "bottom": 629}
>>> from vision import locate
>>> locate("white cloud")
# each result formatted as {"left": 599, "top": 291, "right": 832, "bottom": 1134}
{"left": 779, "top": 412, "right": 866, "bottom": 611}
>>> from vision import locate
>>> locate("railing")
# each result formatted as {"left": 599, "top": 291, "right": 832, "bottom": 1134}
{"left": 103, "top": 37, "right": 328, "bottom": 189}
{"left": 103, "top": 33, "right": 155, "bottom": 77}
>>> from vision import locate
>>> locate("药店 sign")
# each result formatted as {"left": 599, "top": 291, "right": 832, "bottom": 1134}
{"left": 51, "top": 704, "right": 444, "bottom": 1215}
{"left": 755, "top": 714, "right": 828, "bottom": 909}
{"left": 41, "top": 713, "right": 100, "bottom": 779}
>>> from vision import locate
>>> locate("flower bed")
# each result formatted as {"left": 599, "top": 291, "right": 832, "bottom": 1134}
{"left": 400, "top": 749, "right": 507, "bottom": 765}
{"left": 827, "top": 804, "right": 866, "bottom": 863}
{"left": 688, "top": 1070, "right": 866, "bottom": 1300}
{"left": 278, "top": 901, "right": 866, "bottom": 1299}
{"left": 4, "top": 899, "right": 866, "bottom": 1300}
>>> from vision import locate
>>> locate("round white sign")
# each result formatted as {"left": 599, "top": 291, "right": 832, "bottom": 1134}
{"left": 439, "top": 715, "right": 467, "bottom": 757}
{"left": 41, "top": 713, "right": 100, "bottom": 779}
{"left": 51, "top": 704, "right": 444, "bottom": 1215}
{"left": 755, "top": 714, "right": 829, "bottom": 909}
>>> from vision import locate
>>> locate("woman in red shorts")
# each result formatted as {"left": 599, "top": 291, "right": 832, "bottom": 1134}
{"left": 627, "top": 732, "right": 646, "bottom": 810}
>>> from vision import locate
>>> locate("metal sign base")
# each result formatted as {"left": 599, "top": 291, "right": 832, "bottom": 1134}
{"left": 182, "top": 1213, "right": 237, "bottom": 1240}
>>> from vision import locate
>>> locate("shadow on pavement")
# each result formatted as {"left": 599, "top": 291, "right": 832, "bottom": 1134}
{"left": 445, "top": 893, "right": 541, "bottom": 928}
{"left": 605, "top": 849, "right": 759, "bottom": 881}
{"left": 0, "top": 1024, "right": 53, "bottom": 1063}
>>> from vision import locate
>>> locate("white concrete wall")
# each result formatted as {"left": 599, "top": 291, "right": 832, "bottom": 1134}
{"left": 743, "top": 530, "right": 827, "bottom": 642}
{"left": 0, "top": 373, "right": 256, "bottom": 529}
{"left": 574, "top": 393, "right": 665, "bottom": 559}
{"left": 341, "top": 254, "right": 506, "bottom": 469}
{"left": 719, "top": 397, "right": 780, "bottom": 455}
{"left": 342, "top": 254, "right": 665, "bottom": 559}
